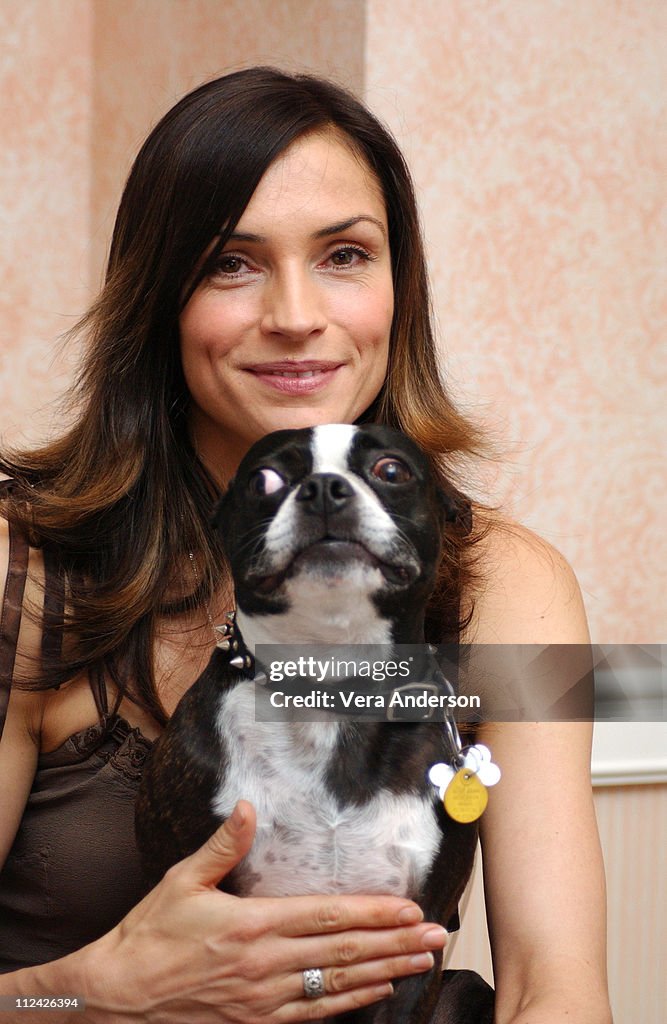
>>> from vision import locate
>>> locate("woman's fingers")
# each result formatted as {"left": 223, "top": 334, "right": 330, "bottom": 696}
{"left": 275, "top": 981, "right": 396, "bottom": 1023}
{"left": 225, "top": 897, "right": 447, "bottom": 980}
{"left": 271, "top": 946, "right": 441, "bottom": 1022}
{"left": 281, "top": 922, "right": 447, "bottom": 974}
{"left": 333, "top": 949, "right": 436, "bottom": 988}
{"left": 181, "top": 801, "right": 257, "bottom": 888}
{"left": 262, "top": 891, "right": 425, "bottom": 937}
{"left": 318, "top": 949, "right": 436, "bottom": 995}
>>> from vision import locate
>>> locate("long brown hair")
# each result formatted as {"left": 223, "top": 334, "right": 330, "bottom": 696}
{"left": 1, "top": 67, "right": 486, "bottom": 722}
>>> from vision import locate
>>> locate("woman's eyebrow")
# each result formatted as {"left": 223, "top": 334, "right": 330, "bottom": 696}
{"left": 228, "top": 231, "right": 266, "bottom": 243}
{"left": 227, "top": 215, "right": 387, "bottom": 245}
{"left": 313, "top": 215, "right": 387, "bottom": 239}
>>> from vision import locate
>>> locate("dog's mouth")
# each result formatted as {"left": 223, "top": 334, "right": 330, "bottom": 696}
{"left": 248, "top": 538, "right": 418, "bottom": 595}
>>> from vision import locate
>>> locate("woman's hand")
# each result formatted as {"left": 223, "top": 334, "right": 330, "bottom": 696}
{"left": 86, "top": 801, "right": 447, "bottom": 1023}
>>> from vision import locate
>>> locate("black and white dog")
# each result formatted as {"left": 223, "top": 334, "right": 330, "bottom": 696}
{"left": 136, "top": 424, "right": 494, "bottom": 1024}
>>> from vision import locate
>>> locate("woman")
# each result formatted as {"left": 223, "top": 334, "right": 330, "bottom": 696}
{"left": 0, "top": 68, "right": 611, "bottom": 1022}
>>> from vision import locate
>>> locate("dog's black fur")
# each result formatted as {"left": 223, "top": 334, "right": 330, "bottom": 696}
{"left": 136, "top": 425, "right": 494, "bottom": 1023}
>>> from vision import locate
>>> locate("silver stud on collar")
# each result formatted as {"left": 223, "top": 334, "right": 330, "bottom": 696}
{"left": 229, "top": 653, "right": 253, "bottom": 670}
{"left": 214, "top": 611, "right": 253, "bottom": 673}
{"left": 214, "top": 622, "right": 234, "bottom": 650}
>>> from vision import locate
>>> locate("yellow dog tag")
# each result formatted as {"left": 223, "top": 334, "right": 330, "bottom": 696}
{"left": 443, "top": 769, "right": 488, "bottom": 823}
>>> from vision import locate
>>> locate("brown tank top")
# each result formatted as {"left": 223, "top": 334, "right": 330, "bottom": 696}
{"left": 0, "top": 501, "right": 153, "bottom": 972}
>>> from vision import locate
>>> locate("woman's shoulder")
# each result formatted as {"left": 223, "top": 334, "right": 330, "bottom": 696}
{"left": 464, "top": 511, "right": 590, "bottom": 645}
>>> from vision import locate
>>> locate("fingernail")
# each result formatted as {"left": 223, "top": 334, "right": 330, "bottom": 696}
{"left": 410, "top": 952, "right": 435, "bottom": 970}
{"left": 422, "top": 926, "right": 447, "bottom": 949}
{"left": 375, "top": 983, "right": 394, "bottom": 998}
{"left": 397, "top": 905, "right": 423, "bottom": 924}
{"left": 229, "top": 803, "right": 246, "bottom": 830}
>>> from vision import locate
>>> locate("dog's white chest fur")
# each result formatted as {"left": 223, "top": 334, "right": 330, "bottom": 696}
{"left": 211, "top": 687, "right": 440, "bottom": 898}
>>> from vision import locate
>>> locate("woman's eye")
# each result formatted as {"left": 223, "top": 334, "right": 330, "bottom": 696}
{"left": 370, "top": 457, "right": 413, "bottom": 484}
{"left": 328, "top": 246, "right": 373, "bottom": 268}
{"left": 248, "top": 468, "right": 287, "bottom": 496}
{"left": 215, "top": 253, "right": 250, "bottom": 277}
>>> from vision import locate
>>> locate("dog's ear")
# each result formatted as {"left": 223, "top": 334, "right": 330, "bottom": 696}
{"left": 438, "top": 487, "right": 459, "bottom": 525}
{"left": 210, "top": 477, "right": 236, "bottom": 534}
{"left": 436, "top": 479, "right": 471, "bottom": 531}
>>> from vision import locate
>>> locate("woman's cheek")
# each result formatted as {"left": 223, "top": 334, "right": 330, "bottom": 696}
{"left": 180, "top": 290, "right": 247, "bottom": 363}
{"left": 334, "top": 287, "right": 393, "bottom": 349}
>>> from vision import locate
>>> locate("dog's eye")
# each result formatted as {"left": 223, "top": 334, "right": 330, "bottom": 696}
{"left": 248, "top": 468, "right": 287, "bottom": 497}
{"left": 370, "top": 457, "right": 413, "bottom": 484}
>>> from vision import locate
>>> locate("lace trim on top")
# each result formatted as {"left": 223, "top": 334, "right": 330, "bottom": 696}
{"left": 40, "top": 714, "right": 154, "bottom": 783}
{"left": 97, "top": 716, "right": 154, "bottom": 783}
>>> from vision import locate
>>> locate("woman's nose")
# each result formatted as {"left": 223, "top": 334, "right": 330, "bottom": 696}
{"left": 260, "top": 268, "right": 327, "bottom": 340}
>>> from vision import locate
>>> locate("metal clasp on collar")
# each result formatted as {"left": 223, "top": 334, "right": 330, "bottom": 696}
{"left": 386, "top": 682, "right": 442, "bottom": 721}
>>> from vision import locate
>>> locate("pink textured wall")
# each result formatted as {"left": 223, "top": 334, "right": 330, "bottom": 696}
{"left": 366, "top": 0, "right": 666, "bottom": 643}
{"left": 0, "top": 0, "right": 93, "bottom": 444}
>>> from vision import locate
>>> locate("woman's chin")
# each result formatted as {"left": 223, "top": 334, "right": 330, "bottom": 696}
{"left": 255, "top": 407, "right": 356, "bottom": 434}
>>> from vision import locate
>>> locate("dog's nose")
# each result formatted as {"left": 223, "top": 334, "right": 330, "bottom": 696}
{"left": 296, "top": 473, "right": 354, "bottom": 515}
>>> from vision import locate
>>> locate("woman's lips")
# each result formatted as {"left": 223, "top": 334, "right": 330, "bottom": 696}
{"left": 244, "top": 361, "right": 344, "bottom": 395}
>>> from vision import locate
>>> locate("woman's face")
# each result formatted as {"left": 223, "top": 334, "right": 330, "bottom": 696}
{"left": 179, "top": 131, "right": 394, "bottom": 482}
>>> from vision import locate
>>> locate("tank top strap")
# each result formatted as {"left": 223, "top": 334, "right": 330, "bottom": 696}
{"left": 1, "top": 482, "right": 114, "bottom": 740}
{"left": 0, "top": 501, "right": 29, "bottom": 740}
{"left": 41, "top": 544, "right": 65, "bottom": 667}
